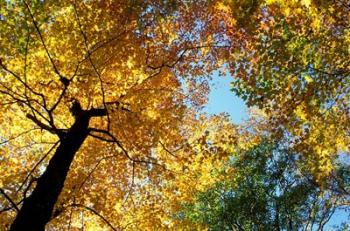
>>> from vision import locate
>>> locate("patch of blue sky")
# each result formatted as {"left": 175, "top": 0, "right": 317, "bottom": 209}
{"left": 203, "top": 72, "right": 247, "bottom": 124}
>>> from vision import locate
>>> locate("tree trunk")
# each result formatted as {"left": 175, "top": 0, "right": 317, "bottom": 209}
{"left": 10, "top": 114, "right": 90, "bottom": 231}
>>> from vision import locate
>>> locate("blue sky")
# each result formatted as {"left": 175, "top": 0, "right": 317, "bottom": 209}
{"left": 204, "top": 73, "right": 349, "bottom": 229}
{"left": 204, "top": 73, "right": 247, "bottom": 124}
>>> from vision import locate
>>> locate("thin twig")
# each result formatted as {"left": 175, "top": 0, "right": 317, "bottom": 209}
{"left": 0, "top": 188, "right": 19, "bottom": 212}
{"left": 0, "top": 128, "right": 38, "bottom": 145}
{"left": 23, "top": 0, "right": 62, "bottom": 78}
{"left": 70, "top": 203, "right": 119, "bottom": 231}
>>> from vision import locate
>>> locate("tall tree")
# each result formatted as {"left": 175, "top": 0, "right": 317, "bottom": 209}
{"left": 0, "top": 0, "right": 233, "bottom": 229}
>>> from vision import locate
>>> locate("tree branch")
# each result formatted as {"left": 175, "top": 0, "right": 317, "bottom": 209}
{"left": 70, "top": 203, "right": 119, "bottom": 231}
{"left": 23, "top": 0, "right": 62, "bottom": 79}
{"left": 159, "top": 141, "right": 177, "bottom": 157}
{"left": 0, "top": 188, "right": 19, "bottom": 212}
{"left": 88, "top": 128, "right": 166, "bottom": 168}
{"left": 26, "top": 114, "right": 58, "bottom": 135}
{"left": 0, "top": 62, "right": 47, "bottom": 107}
{"left": 0, "top": 128, "right": 38, "bottom": 145}
{"left": 73, "top": 3, "right": 110, "bottom": 129}
{"left": 86, "top": 107, "right": 107, "bottom": 117}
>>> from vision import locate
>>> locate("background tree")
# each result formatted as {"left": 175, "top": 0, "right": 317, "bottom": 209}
{"left": 224, "top": 0, "right": 350, "bottom": 181}
{"left": 182, "top": 138, "right": 350, "bottom": 230}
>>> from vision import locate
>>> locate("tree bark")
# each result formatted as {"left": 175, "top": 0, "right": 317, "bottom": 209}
{"left": 10, "top": 112, "right": 91, "bottom": 231}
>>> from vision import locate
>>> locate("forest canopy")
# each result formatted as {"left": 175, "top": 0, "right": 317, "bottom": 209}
{"left": 0, "top": 0, "right": 349, "bottom": 230}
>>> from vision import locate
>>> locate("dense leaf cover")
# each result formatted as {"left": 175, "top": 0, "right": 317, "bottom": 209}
{"left": 183, "top": 139, "right": 350, "bottom": 230}
{"left": 0, "top": 0, "right": 349, "bottom": 230}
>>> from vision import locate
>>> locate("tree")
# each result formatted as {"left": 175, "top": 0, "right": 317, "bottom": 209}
{"left": 0, "top": 0, "right": 234, "bottom": 230}
{"left": 182, "top": 139, "right": 350, "bottom": 230}
{"left": 224, "top": 0, "right": 350, "bottom": 181}
{"left": 1, "top": 0, "right": 349, "bottom": 230}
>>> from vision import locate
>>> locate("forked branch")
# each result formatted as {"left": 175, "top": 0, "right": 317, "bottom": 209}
{"left": 0, "top": 188, "right": 19, "bottom": 212}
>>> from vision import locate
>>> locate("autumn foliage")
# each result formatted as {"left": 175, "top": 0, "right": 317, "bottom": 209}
{"left": 0, "top": 0, "right": 349, "bottom": 230}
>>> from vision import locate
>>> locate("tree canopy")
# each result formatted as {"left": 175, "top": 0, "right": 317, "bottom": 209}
{"left": 228, "top": 0, "right": 350, "bottom": 181}
{"left": 0, "top": 0, "right": 349, "bottom": 230}
{"left": 183, "top": 138, "right": 350, "bottom": 230}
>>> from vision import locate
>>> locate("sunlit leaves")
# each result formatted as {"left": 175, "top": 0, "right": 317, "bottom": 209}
{"left": 1, "top": 0, "right": 348, "bottom": 229}
{"left": 0, "top": 0, "right": 240, "bottom": 229}
{"left": 226, "top": 0, "right": 350, "bottom": 179}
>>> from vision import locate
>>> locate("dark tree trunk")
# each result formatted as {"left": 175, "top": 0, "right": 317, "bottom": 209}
{"left": 10, "top": 113, "right": 91, "bottom": 231}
